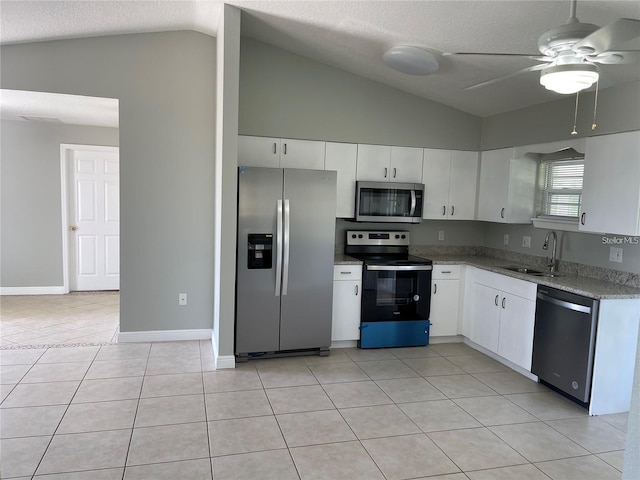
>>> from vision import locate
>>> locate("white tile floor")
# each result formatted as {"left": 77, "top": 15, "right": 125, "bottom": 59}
{"left": 0, "top": 340, "right": 628, "bottom": 479}
{"left": 1, "top": 292, "right": 119, "bottom": 348}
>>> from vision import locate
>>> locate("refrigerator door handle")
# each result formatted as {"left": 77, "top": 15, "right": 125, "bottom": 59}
{"left": 282, "top": 199, "right": 291, "bottom": 295}
{"left": 275, "top": 199, "right": 283, "bottom": 296}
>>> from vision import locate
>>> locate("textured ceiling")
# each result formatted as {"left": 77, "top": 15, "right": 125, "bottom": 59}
{"left": 1, "top": 1, "right": 639, "bottom": 119}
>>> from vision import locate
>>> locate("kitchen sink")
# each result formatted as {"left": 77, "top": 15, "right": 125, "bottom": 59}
{"left": 499, "top": 265, "right": 563, "bottom": 277}
{"left": 500, "top": 265, "right": 544, "bottom": 274}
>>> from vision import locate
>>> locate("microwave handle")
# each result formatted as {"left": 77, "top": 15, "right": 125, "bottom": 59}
{"left": 409, "top": 189, "right": 416, "bottom": 216}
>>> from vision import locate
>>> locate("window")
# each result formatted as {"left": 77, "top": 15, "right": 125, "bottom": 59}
{"left": 537, "top": 157, "right": 584, "bottom": 219}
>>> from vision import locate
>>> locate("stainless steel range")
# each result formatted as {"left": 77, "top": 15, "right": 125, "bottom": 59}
{"left": 345, "top": 230, "right": 433, "bottom": 348}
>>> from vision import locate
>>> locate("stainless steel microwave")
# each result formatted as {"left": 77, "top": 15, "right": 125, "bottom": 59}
{"left": 355, "top": 181, "right": 424, "bottom": 223}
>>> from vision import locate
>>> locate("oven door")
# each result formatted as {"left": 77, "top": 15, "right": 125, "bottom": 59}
{"left": 361, "top": 265, "right": 432, "bottom": 322}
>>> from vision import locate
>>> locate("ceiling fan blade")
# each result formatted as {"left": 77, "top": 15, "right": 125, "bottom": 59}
{"left": 463, "top": 64, "right": 547, "bottom": 91}
{"left": 573, "top": 18, "right": 640, "bottom": 55}
{"left": 443, "top": 52, "right": 548, "bottom": 61}
{"left": 589, "top": 50, "right": 640, "bottom": 65}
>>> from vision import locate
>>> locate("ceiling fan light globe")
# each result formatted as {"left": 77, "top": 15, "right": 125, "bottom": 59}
{"left": 382, "top": 46, "right": 439, "bottom": 75}
{"left": 539, "top": 63, "right": 599, "bottom": 94}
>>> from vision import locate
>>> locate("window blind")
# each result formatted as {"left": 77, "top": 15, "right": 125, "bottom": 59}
{"left": 539, "top": 159, "right": 584, "bottom": 218}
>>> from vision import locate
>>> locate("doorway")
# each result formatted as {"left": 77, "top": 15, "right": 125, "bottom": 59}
{"left": 62, "top": 144, "right": 120, "bottom": 292}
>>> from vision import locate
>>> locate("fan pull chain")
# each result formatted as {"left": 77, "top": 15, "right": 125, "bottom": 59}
{"left": 571, "top": 90, "right": 580, "bottom": 136}
{"left": 592, "top": 79, "right": 599, "bottom": 131}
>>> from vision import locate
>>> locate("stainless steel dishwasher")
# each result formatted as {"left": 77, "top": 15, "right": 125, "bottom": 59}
{"left": 531, "top": 285, "right": 599, "bottom": 405}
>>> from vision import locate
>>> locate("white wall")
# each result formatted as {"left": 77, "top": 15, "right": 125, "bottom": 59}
{"left": 1, "top": 31, "right": 217, "bottom": 332}
{"left": 1, "top": 120, "right": 119, "bottom": 288}
{"left": 213, "top": 5, "right": 241, "bottom": 362}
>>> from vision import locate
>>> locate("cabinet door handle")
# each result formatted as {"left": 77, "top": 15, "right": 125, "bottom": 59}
{"left": 451, "top": 205, "right": 455, "bottom": 216}
{"left": 384, "top": 167, "right": 388, "bottom": 178}
{"left": 580, "top": 212, "right": 586, "bottom": 225}
{"left": 441, "top": 270, "right": 452, "bottom": 274}
{"left": 283, "top": 143, "right": 287, "bottom": 155}
{"left": 340, "top": 271, "right": 352, "bottom": 275}
{"left": 502, "top": 297, "right": 506, "bottom": 309}
{"left": 393, "top": 167, "right": 397, "bottom": 178}
{"left": 442, "top": 206, "right": 446, "bottom": 216}
{"left": 355, "top": 285, "right": 359, "bottom": 296}
{"left": 433, "top": 283, "right": 437, "bottom": 295}
{"left": 495, "top": 294, "right": 499, "bottom": 306}
{"left": 273, "top": 142, "right": 277, "bottom": 154}
{"left": 500, "top": 207, "right": 505, "bottom": 219}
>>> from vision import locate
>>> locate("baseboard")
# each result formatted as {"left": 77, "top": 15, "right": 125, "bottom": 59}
{"left": 215, "top": 355, "right": 236, "bottom": 369}
{"left": 211, "top": 334, "right": 236, "bottom": 369}
{"left": 1, "top": 286, "right": 67, "bottom": 295}
{"left": 118, "top": 329, "right": 212, "bottom": 343}
{"left": 331, "top": 340, "right": 358, "bottom": 348}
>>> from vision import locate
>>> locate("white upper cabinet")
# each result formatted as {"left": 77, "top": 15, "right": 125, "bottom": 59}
{"left": 423, "top": 149, "right": 478, "bottom": 220}
{"left": 280, "top": 139, "right": 326, "bottom": 170}
{"left": 238, "top": 136, "right": 280, "bottom": 168}
{"left": 579, "top": 130, "right": 640, "bottom": 236}
{"left": 325, "top": 142, "right": 357, "bottom": 218}
{"left": 449, "top": 151, "right": 480, "bottom": 220}
{"left": 356, "top": 144, "right": 423, "bottom": 182}
{"left": 356, "top": 144, "right": 391, "bottom": 181}
{"left": 390, "top": 146, "right": 424, "bottom": 182}
{"left": 477, "top": 147, "right": 537, "bottom": 223}
{"left": 238, "top": 136, "right": 325, "bottom": 170}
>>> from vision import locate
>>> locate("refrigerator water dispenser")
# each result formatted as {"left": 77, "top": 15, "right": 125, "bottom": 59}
{"left": 247, "top": 234, "right": 273, "bottom": 269}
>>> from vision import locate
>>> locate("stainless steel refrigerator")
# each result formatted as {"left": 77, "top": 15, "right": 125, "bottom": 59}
{"left": 236, "top": 167, "right": 337, "bottom": 358}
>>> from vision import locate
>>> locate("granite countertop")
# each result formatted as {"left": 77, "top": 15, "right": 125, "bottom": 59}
{"left": 334, "top": 254, "right": 363, "bottom": 265}
{"left": 334, "top": 252, "right": 640, "bottom": 299}
{"left": 422, "top": 254, "right": 640, "bottom": 300}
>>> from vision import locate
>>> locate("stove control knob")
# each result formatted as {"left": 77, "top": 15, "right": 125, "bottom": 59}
{"left": 395, "top": 234, "right": 400, "bottom": 239}
{"left": 401, "top": 234, "right": 406, "bottom": 239}
{"left": 351, "top": 234, "right": 357, "bottom": 238}
{"left": 358, "top": 234, "right": 363, "bottom": 238}
{"left": 413, "top": 294, "right": 420, "bottom": 302}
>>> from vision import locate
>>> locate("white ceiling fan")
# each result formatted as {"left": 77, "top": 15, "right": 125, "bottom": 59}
{"left": 446, "top": 0, "right": 640, "bottom": 94}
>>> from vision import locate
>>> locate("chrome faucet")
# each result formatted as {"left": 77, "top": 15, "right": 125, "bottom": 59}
{"left": 543, "top": 231, "right": 558, "bottom": 273}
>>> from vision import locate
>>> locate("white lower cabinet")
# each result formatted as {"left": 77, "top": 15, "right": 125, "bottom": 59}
{"left": 331, "top": 264, "right": 362, "bottom": 342}
{"left": 496, "top": 292, "right": 536, "bottom": 371}
{"left": 465, "top": 268, "right": 536, "bottom": 371}
{"left": 429, "top": 265, "right": 461, "bottom": 337}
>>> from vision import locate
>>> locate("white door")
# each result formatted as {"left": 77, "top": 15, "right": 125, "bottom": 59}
{"left": 69, "top": 148, "right": 120, "bottom": 291}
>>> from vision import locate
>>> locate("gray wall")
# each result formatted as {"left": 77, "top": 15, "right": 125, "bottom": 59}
{"left": 484, "top": 223, "right": 640, "bottom": 274}
{"left": 239, "top": 38, "right": 482, "bottom": 150}
{"left": 336, "top": 219, "right": 485, "bottom": 248}
{"left": 1, "top": 120, "right": 119, "bottom": 287}
{"left": 482, "top": 81, "right": 640, "bottom": 150}
{"left": 1, "top": 31, "right": 217, "bottom": 332}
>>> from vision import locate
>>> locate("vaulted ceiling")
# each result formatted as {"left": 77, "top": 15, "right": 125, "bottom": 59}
{"left": 2, "top": 1, "right": 639, "bottom": 118}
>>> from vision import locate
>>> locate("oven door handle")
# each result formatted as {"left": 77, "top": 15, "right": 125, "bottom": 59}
{"left": 367, "top": 265, "right": 433, "bottom": 271}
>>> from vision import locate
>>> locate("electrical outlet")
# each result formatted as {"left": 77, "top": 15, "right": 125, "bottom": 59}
{"left": 522, "top": 236, "right": 531, "bottom": 248}
{"left": 438, "top": 230, "right": 445, "bottom": 241}
{"left": 609, "top": 247, "right": 623, "bottom": 263}
{"left": 503, "top": 234, "right": 509, "bottom": 245}
{"left": 178, "top": 293, "right": 188, "bottom": 306}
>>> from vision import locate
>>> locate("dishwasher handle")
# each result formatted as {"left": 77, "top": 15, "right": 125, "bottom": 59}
{"left": 537, "top": 291, "right": 592, "bottom": 314}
